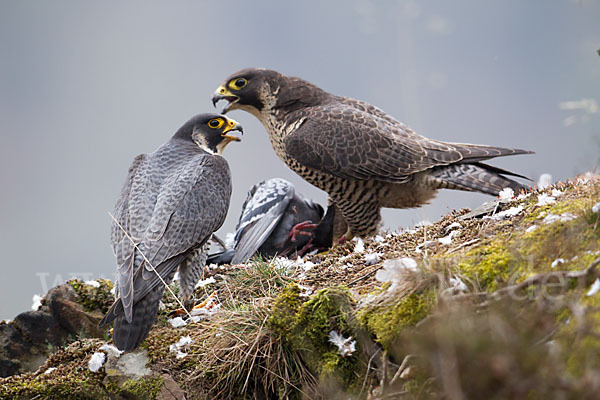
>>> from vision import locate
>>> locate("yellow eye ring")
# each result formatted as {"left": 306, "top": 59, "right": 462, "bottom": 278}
{"left": 229, "top": 78, "right": 247, "bottom": 90}
{"left": 208, "top": 118, "right": 224, "bottom": 129}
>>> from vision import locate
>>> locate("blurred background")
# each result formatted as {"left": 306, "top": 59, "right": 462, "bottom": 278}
{"left": 1, "top": 0, "right": 598, "bottom": 320}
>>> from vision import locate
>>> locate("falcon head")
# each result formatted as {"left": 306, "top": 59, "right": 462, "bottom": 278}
{"left": 212, "top": 68, "right": 327, "bottom": 119}
{"left": 175, "top": 113, "right": 243, "bottom": 155}
{"left": 212, "top": 68, "right": 275, "bottom": 117}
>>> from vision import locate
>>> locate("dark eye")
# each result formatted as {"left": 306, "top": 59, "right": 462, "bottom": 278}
{"left": 208, "top": 119, "right": 223, "bottom": 129}
{"left": 229, "top": 78, "right": 247, "bottom": 90}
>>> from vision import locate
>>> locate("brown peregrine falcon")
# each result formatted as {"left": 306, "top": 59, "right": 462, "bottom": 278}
{"left": 99, "top": 113, "right": 242, "bottom": 351}
{"left": 212, "top": 68, "right": 532, "bottom": 239}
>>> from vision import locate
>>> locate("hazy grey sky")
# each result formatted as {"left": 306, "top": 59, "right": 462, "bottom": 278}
{"left": 1, "top": 0, "right": 598, "bottom": 319}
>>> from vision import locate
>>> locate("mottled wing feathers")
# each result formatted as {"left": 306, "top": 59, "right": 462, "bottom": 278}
{"left": 284, "top": 102, "right": 531, "bottom": 184}
{"left": 109, "top": 153, "right": 149, "bottom": 323}
{"left": 231, "top": 178, "right": 294, "bottom": 264}
{"left": 102, "top": 143, "right": 231, "bottom": 326}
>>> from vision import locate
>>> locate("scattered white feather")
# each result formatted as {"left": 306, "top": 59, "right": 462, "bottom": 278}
{"left": 445, "top": 222, "right": 462, "bottom": 232}
{"left": 44, "top": 367, "right": 57, "bottom": 374}
{"left": 339, "top": 263, "right": 353, "bottom": 271}
{"left": 551, "top": 189, "right": 563, "bottom": 197}
{"left": 449, "top": 277, "right": 468, "bottom": 292}
{"left": 110, "top": 286, "right": 116, "bottom": 296}
{"left": 173, "top": 271, "right": 180, "bottom": 282}
{"left": 376, "top": 258, "right": 418, "bottom": 290}
{"left": 499, "top": 187, "right": 515, "bottom": 201}
{"left": 88, "top": 351, "right": 106, "bottom": 372}
{"left": 374, "top": 235, "right": 385, "bottom": 243}
{"left": 543, "top": 212, "right": 577, "bottom": 224}
{"left": 194, "top": 276, "right": 216, "bottom": 288}
{"left": 537, "top": 174, "right": 553, "bottom": 189}
{"left": 173, "top": 350, "right": 188, "bottom": 359}
{"left": 536, "top": 193, "right": 556, "bottom": 206}
{"left": 486, "top": 206, "right": 523, "bottom": 220}
{"left": 274, "top": 257, "right": 296, "bottom": 271}
{"left": 353, "top": 237, "right": 365, "bottom": 253}
{"left": 168, "top": 317, "right": 187, "bottom": 328}
{"left": 302, "top": 260, "right": 316, "bottom": 271}
{"left": 438, "top": 230, "right": 459, "bottom": 245}
{"left": 551, "top": 258, "right": 565, "bottom": 268}
{"left": 99, "top": 344, "right": 123, "bottom": 359}
{"left": 294, "top": 257, "right": 316, "bottom": 271}
{"left": 526, "top": 225, "right": 537, "bottom": 233}
{"left": 517, "top": 192, "right": 531, "bottom": 201}
{"left": 328, "top": 330, "right": 356, "bottom": 357}
{"left": 31, "top": 294, "right": 43, "bottom": 311}
{"left": 498, "top": 206, "right": 523, "bottom": 219}
{"left": 592, "top": 202, "right": 600, "bottom": 213}
{"left": 84, "top": 280, "right": 100, "bottom": 288}
{"left": 587, "top": 278, "right": 600, "bottom": 297}
{"left": 364, "top": 252, "right": 382, "bottom": 265}
{"left": 175, "top": 335, "right": 192, "bottom": 347}
{"left": 169, "top": 335, "right": 193, "bottom": 359}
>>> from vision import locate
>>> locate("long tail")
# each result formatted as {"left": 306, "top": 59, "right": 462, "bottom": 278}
{"left": 430, "top": 162, "right": 530, "bottom": 195}
{"left": 111, "top": 283, "right": 166, "bottom": 351}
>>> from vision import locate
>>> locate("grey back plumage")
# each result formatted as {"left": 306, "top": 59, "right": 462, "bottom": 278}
{"left": 100, "top": 137, "right": 232, "bottom": 350}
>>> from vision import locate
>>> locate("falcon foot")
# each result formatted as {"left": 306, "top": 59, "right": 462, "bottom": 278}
{"left": 168, "top": 291, "right": 218, "bottom": 318}
{"left": 288, "top": 221, "right": 318, "bottom": 242}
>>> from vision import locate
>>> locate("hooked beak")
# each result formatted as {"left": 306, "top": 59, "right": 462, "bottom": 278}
{"left": 221, "top": 118, "right": 243, "bottom": 142}
{"left": 212, "top": 86, "right": 239, "bottom": 114}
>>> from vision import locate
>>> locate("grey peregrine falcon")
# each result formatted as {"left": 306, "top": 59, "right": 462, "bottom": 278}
{"left": 212, "top": 68, "right": 533, "bottom": 239}
{"left": 207, "top": 178, "right": 334, "bottom": 265}
{"left": 99, "top": 113, "right": 242, "bottom": 351}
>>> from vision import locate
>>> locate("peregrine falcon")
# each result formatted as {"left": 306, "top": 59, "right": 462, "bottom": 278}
{"left": 99, "top": 113, "right": 242, "bottom": 351}
{"left": 207, "top": 178, "right": 334, "bottom": 265}
{"left": 212, "top": 68, "right": 533, "bottom": 239}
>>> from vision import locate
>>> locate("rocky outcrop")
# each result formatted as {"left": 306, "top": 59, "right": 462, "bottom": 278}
{"left": 0, "top": 175, "right": 599, "bottom": 399}
{"left": 0, "top": 280, "right": 113, "bottom": 377}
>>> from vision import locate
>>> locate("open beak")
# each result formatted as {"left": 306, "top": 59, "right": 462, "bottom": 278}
{"left": 221, "top": 118, "right": 243, "bottom": 142}
{"left": 212, "top": 86, "right": 239, "bottom": 114}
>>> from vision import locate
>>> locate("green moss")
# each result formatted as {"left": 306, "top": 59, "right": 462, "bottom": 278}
{"left": 0, "top": 340, "right": 108, "bottom": 399}
{"left": 0, "top": 377, "right": 108, "bottom": 400}
{"left": 268, "top": 283, "right": 303, "bottom": 336}
{"left": 358, "top": 291, "right": 435, "bottom": 351}
{"left": 438, "top": 193, "right": 600, "bottom": 294}
{"left": 68, "top": 278, "right": 114, "bottom": 313}
{"left": 107, "top": 376, "right": 163, "bottom": 399}
{"left": 269, "top": 285, "right": 365, "bottom": 390}
{"left": 557, "top": 288, "right": 600, "bottom": 378}
{"left": 456, "top": 241, "right": 514, "bottom": 291}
